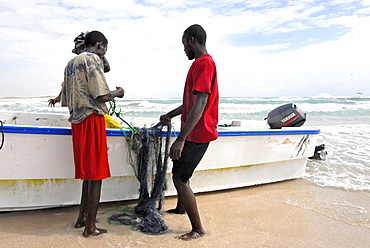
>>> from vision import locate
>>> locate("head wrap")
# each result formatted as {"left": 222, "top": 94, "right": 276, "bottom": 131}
{"left": 72, "top": 31, "right": 90, "bottom": 54}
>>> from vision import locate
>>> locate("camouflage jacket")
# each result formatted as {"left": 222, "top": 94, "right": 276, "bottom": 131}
{"left": 61, "top": 52, "right": 110, "bottom": 124}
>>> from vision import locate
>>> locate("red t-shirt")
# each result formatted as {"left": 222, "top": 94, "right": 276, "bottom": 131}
{"left": 181, "top": 54, "right": 219, "bottom": 143}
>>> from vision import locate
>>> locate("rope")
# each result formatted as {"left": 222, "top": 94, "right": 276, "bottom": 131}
{"left": 0, "top": 121, "right": 4, "bottom": 150}
{"left": 108, "top": 99, "right": 134, "bottom": 130}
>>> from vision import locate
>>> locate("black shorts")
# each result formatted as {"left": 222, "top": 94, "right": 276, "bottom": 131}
{"left": 172, "top": 141, "right": 210, "bottom": 183}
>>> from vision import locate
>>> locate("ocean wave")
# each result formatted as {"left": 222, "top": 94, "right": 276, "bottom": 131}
{"left": 1, "top": 96, "right": 369, "bottom": 192}
{"left": 305, "top": 123, "right": 370, "bottom": 191}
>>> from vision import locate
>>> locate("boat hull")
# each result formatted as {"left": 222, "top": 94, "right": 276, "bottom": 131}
{"left": 0, "top": 112, "right": 319, "bottom": 211}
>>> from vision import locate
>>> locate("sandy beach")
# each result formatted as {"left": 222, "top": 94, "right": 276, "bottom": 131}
{"left": 0, "top": 179, "right": 369, "bottom": 248}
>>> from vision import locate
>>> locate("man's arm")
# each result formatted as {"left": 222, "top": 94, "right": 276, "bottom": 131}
{"left": 96, "top": 87, "right": 125, "bottom": 103}
{"left": 170, "top": 92, "right": 209, "bottom": 160}
{"left": 160, "top": 105, "right": 183, "bottom": 121}
{"left": 102, "top": 57, "right": 110, "bottom": 73}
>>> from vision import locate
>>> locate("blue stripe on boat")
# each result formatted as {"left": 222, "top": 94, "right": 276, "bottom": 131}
{"left": 3, "top": 125, "right": 320, "bottom": 136}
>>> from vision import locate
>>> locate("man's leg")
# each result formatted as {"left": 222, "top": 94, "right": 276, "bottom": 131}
{"left": 74, "top": 180, "right": 89, "bottom": 228}
{"left": 166, "top": 181, "right": 189, "bottom": 214}
{"left": 173, "top": 177, "right": 205, "bottom": 240}
{"left": 82, "top": 180, "right": 107, "bottom": 237}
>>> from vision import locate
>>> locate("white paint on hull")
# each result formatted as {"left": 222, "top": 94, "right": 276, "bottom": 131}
{"left": 0, "top": 111, "right": 319, "bottom": 211}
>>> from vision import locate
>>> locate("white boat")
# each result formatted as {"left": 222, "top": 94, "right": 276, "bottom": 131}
{"left": 0, "top": 111, "right": 320, "bottom": 211}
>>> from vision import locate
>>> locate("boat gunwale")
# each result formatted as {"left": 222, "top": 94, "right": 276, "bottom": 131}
{"left": 2, "top": 125, "right": 320, "bottom": 136}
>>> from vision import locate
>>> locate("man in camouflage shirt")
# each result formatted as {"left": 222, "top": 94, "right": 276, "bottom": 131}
{"left": 61, "top": 31, "right": 124, "bottom": 237}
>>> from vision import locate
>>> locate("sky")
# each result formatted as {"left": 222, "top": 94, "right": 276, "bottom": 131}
{"left": 0, "top": 0, "right": 369, "bottom": 98}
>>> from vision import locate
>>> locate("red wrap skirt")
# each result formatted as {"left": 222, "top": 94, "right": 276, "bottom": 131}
{"left": 71, "top": 113, "right": 111, "bottom": 180}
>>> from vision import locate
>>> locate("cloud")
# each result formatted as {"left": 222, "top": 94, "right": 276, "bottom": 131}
{"left": 0, "top": 0, "right": 369, "bottom": 98}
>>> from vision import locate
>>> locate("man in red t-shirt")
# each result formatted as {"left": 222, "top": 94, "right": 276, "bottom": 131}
{"left": 160, "top": 24, "right": 219, "bottom": 241}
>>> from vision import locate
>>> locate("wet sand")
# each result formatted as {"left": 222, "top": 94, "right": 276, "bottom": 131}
{"left": 1, "top": 179, "right": 369, "bottom": 248}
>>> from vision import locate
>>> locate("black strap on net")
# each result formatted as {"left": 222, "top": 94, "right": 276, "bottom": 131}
{"left": 108, "top": 119, "right": 172, "bottom": 235}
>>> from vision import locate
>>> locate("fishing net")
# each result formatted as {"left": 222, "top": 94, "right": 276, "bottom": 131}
{"left": 107, "top": 101, "right": 172, "bottom": 235}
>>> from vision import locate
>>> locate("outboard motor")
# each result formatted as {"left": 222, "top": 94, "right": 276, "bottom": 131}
{"left": 265, "top": 103, "right": 306, "bottom": 129}
{"left": 309, "top": 144, "right": 327, "bottom": 160}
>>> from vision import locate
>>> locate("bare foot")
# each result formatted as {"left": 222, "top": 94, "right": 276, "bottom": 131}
{"left": 83, "top": 227, "right": 107, "bottom": 238}
{"left": 74, "top": 218, "right": 86, "bottom": 228}
{"left": 74, "top": 218, "right": 99, "bottom": 228}
{"left": 166, "top": 208, "right": 185, "bottom": 214}
{"left": 74, "top": 219, "right": 85, "bottom": 228}
{"left": 176, "top": 231, "right": 205, "bottom": 241}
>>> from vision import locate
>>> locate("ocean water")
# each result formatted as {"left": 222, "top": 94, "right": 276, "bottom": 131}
{"left": 1, "top": 95, "right": 370, "bottom": 192}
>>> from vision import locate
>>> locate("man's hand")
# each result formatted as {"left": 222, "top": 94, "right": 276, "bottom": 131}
{"left": 96, "top": 87, "right": 125, "bottom": 103}
{"left": 48, "top": 98, "right": 60, "bottom": 107}
{"left": 115, "top": 87, "right": 125, "bottom": 98}
{"left": 160, "top": 114, "right": 171, "bottom": 122}
{"left": 170, "top": 137, "right": 185, "bottom": 160}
